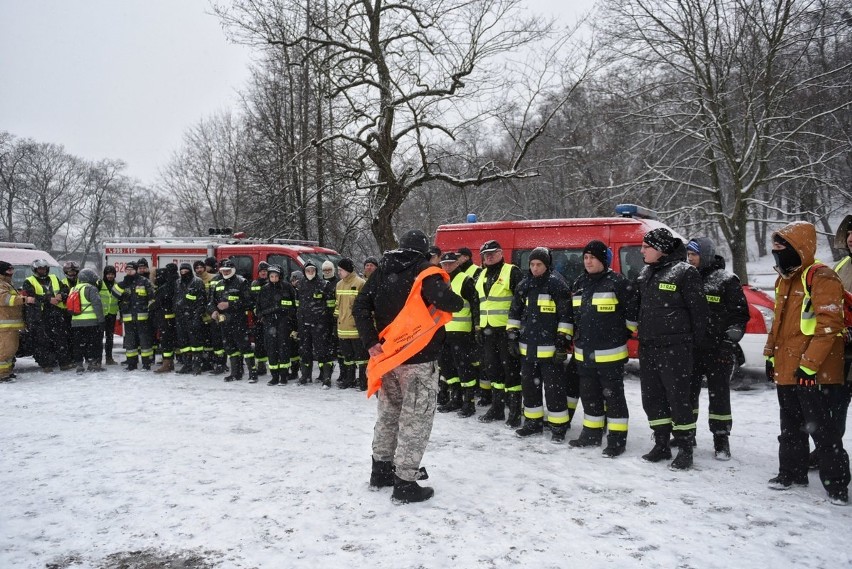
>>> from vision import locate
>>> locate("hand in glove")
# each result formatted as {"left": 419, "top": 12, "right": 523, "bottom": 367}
{"left": 765, "top": 359, "right": 775, "bottom": 382}
{"left": 121, "top": 275, "right": 134, "bottom": 288}
{"left": 289, "top": 330, "right": 298, "bottom": 340}
{"left": 555, "top": 334, "right": 572, "bottom": 354}
{"left": 795, "top": 366, "right": 817, "bottom": 388}
{"left": 474, "top": 326, "right": 483, "bottom": 346}
{"left": 725, "top": 326, "right": 745, "bottom": 343}
{"left": 506, "top": 330, "right": 521, "bottom": 358}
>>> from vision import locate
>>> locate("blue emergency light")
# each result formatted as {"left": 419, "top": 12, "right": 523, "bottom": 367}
{"left": 615, "top": 204, "right": 657, "bottom": 220}
{"left": 466, "top": 213, "right": 478, "bottom": 223}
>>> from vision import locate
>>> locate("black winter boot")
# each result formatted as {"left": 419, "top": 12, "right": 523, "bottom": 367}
{"left": 141, "top": 356, "right": 153, "bottom": 371}
{"left": 713, "top": 434, "right": 731, "bottom": 461}
{"left": 457, "top": 386, "right": 476, "bottom": 418}
{"left": 224, "top": 356, "right": 242, "bottom": 382}
{"left": 670, "top": 439, "right": 694, "bottom": 470}
{"left": 505, "top": 392, "right": 522, "bottom": 428}
{"left": 603, "top": 431, "right": 627, "bottom": 458}
{"left": 256, "top": 361, "right": 267, "bottom": 376}
{"left": 246, "top": 357, "right": 258, "bottom": 383}
{"left": 289, "top": 361, "right": 300, "bottom": 380}
{"left": 299, "top": 363, "right": 312, "bottom": 385}
{"left": 550, "top": 423, "right": 569, "bottom": 444}
{"left": 437, "top": 381, "right": 450, "bottom": 407}
{"left": 125, "top": 356, "right": 139, "bottom": 371}
{"left": 569, "top": 427, "right": 604, "bottom": 448}
{"left": 642, "top": 432, "right": 672, "bottom": 462}
{"left": 357, "top": 364, "right": 367, "bottom": 391}
{"left": 199, "top": 352, "right": 213, "bottom": 372}
{"left": 438, "top": 384, "right": 463, "bottom": 413}
{"left": 515, "top": 417, "right": 543, "bottom": 437}
{"left": 338, "top": 365, "right": 355, "bottom": 389}
{"left": 211, "top": 355, "right": 228, "bottom": 375}
{"left": 267, "top": 370, "right": 280, "bottom": 386}
{"left": 391, "top": 475, "right": 434, "bottom": 504}
{"left": 369, "top": 458, "right": 394, "bottom": 489}
{"left": 477, "top": 387, "right": 492, "bottom": 407}
{"left": 478, "top": 390, "right": 505, "bottom": 423}
{"left": 321, "top": 363, "right": 333, "bottom": 388}
{"left": 176, "top": 353, "right": 193, "bottom": 374}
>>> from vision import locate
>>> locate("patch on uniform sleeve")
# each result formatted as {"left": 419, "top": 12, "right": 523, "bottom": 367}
{"left": 659, "top": 283, "right": 677, "bottom": 291}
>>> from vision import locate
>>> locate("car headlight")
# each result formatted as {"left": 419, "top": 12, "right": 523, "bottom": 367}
{"left": 755, "top": 305, "right": 774, "bottom": 333}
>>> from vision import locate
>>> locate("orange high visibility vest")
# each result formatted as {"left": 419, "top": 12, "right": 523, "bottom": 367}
{"left": 366, "top": 265, "right": 453, "bottom": 398}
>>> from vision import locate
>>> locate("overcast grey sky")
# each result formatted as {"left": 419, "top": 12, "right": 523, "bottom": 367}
{"left": 0, "top": 0, "right": 594, "bottom": 185}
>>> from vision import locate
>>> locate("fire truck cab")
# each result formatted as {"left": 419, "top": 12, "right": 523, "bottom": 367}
{"left": 102, "top": 235, "right": 342, "bottom": 281}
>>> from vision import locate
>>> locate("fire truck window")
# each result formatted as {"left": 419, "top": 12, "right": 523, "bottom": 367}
{"left": 515, "top": 249, "right": 584, "bottom": 285}
{"left": 230, "top": 255, "right": 253, "bottom": 279}
{"left": 266, "top": 255, "right": 294, "bottom": 280}
{"left": 620, "top": 246, "right": 643, "bottom": 281}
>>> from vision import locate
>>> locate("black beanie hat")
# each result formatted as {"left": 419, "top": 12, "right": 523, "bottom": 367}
{"left": 643, "top": 228, "right": 679, "bottom": 255}
{"left": 179, "top": 262, "right": 192, "bottom": 272}
{"left": 399, "top": 230, "right": 430, "bottom": 255}
{"left": 364, "top": 256, "right": 379, "bottom": 267}
{"left": 136, "top": 258, "right": 149, "bottom": 267}
{"left": 204, "top": 257, "right": 218, "bottom": 269}
{"left": 193, "top": 260, "right": 205, "bottom": 269}
{"left": 103, "top": 265, "right": 117, "bottom": 276}
{"left": 0, "top": 261, "right": 13, "bottom": 274}
{"left": 529, "top": 247, "right": 552, "bottom": 269}
{"left": 583, "top": 240, "right": 610, "bottom": 268}
{"left": 338, "top": 257, "right": 355, "bottom": 273}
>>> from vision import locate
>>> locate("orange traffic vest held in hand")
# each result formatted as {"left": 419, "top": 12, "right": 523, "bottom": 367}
{"left": 366, "top": 266, "right": 453, "bottom": 398}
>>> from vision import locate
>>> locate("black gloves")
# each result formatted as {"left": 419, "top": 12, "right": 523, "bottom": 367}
{"left": 725, "top": 326, "right": 745, "bottom": 343}
{"left": 555, "top": 334, "right": 571, "bottom": 354}
{"left": 795, "top": 367, "right": 817, "bottom": 388}
{"left": 121, "top": 275, "right": 133, "bottom": 288}
{"left": 507, "top": 330, "right": 520, "bottom": 358}
{"left": 765, "top": 359, "right": 774, "bottom": 382}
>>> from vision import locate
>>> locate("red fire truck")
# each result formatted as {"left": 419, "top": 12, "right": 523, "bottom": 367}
{"left": 434, "top": 205, "right": 775, "bottom": 367}
{"left": 102, "top": 234, "right": 342, "bottom": 280}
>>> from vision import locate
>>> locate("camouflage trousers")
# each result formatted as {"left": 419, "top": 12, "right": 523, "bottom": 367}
{"left": 372, "top": 361, "right": 438, "bottom": 482}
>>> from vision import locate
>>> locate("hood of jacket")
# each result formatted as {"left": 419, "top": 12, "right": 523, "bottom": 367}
{"left": 773, "top": 221, "right": 816, "bottom": 271}
{"left": 690, "top": 237, "right": 716, "bottom": 271}
{"left": 78, "top": 268, "right": 99, "bottom": 286}
{"left": 834, "top": 214, "right": 852, "bottom": 252}
{"left": 380, "top": 249, "right": 428, "bottom": 275}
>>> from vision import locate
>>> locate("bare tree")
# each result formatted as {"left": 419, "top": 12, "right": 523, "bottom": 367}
{"left": 214, "top": 0, "right": 592, "bottom": 251}
{"left": 597, "top": 0, "right": 852, "bottom": 280}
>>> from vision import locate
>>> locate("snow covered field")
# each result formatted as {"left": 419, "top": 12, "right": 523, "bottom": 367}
{"left": 2, "top": 356, "right": 850, "bottom": 569}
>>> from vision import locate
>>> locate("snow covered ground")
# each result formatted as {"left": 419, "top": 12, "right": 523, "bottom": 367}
{"left": 2, "top": 355, "right": 850, "bottom": 569}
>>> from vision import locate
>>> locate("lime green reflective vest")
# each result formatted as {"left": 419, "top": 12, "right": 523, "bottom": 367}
{"left": 71, "top": 282, "right": 98, "bottom": 322}
{"left": 476, "top": 263, "right": 514, "bottom": 328}
{"left": 445, "top": 272, "right": 473, "bottom": 333}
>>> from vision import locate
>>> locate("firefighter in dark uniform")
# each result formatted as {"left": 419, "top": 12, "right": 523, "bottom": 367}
{"left": 135, "top": 258, "right": 157, "bottom": 358}
{"left": 203, "top": 257, "right": 228, "bottom": 375}
{"left": 152, "top": 264, "right": 178, "bottom": 373}
{"left": 636, "top": 228, "right": 709, "bottom": 470}
{"left": 99, "top": 266, "right": 120, "bottom": 365}
{"left": 509, "top": 247, "right": 574, "bottom": 442}
{"left": 249, "top": 261, "right": 270, "bottom": 377}
{"left": 436, "top": 252, "right": 480, "bottom": 417}
{"left": 296, "top": 261, "right": 336, "bottom": 387}
{"left": 686, "top": 238, "right": 750, "bottom": 460}
{"left": 256, "top": 264, "right": 298, "bottom": 385}
{"left": 208, "top": 259, "right": 256, "bottom": 382}
{"left": 174, "top": 262, "right": 208, "bottom": 374}
{"left": 23, "top": 259, "right": 73, "bottom": 372}
{"left": 111, "top": 261, "right": 155, "bottom": 371}
{"left": 476, "top": 240, "right": 524, "bottom": 426}
{"left": 288, "top": 270, "right": 305, "bottom": 379}
{"left": 568, "top": 241, "right": 639, "bottom": 456}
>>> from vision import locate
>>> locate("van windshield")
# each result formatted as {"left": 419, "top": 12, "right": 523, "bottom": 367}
{"left": 12, "top": 265, "right": 64, "bottom": 289}
{"left": 619, "top": 246, "right": 644, "bottom": 281}
{"left": 300, "top": 253, "right": 343, "bottom": 270}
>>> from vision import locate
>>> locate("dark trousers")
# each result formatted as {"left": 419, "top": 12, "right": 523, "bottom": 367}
{"left": 123, "top": 318, "right": 154, "bottom": 361}
{"left": 438, "top": 332, "right": 478, "bottom": 388}
{"left": 221, "top": 314, "right": 252, "bottom": 357}
{"left": 564, "top": 356, "right": 581, "bottom": 418}
{"left": 299, "top": 323, "right": 333, "bottom": 364}
{"left": 777, "top": 384, "right": 850, "bottom": 492}
{"left": 339, "top": 337, "right": 368, "bottom": 368}
{"left": 639, "top": 343, "right": 695, "bottom": 439}
{"left": 480, "top": 327, "right": 520, "bottom": 392}
{"left": 176, "top": 314, "right": 205, "bottom": 355}
{"left": 29, "top": 308, "right": 71, "bottom": 368}
{"left": 72, "top": 325, "right": 102, "bottom": 364}
{"left": 521, "top": 358, "right": 568, "bottom": 425}
{"left": 253, "top": 321, "right": 267, "bottom": 363}
{"left": 102, "top": 314, "right": 117, "bottom": 359}
{"left": 578, "top": 362, "right": 629, "bottom": 434}
{"left": 157, "top": 317, "right": 177, "bottom": 358}
{"left": 692, "top": 342, "right": 736, "bottom": 435}
{"left": 263, "top": 318, "right": 291, "bottom": 371}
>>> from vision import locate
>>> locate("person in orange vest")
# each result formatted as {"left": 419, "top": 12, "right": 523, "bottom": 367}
{"left": 354, "top": 229, "right": 463, "bottom": 504}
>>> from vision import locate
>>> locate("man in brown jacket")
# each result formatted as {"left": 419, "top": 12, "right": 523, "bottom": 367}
{"left": 764, "top": 221, "right": 849, "bottom": 505}
{"left": 0, "top": 261, "right": 29, "bottom": 382}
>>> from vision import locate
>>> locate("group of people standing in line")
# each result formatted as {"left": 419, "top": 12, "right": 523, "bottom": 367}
{"left": 359, "top": 221, "right": 850, "bottom": 506}
{"left": 0, "top": 218, "right": 848, "bottom": 507}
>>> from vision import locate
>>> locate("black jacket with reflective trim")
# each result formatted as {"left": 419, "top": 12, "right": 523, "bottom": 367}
{"left": 571, "top": 269, "right": 638, "bottom": 357}
{"left": 507, "top": 269, "right": 573, "bottom": 360}
{"left": 636, "top": 245, "right": 708, "bottom": 347}
{"left": 697, "top": 256, "right": 750, "bottom": 345}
